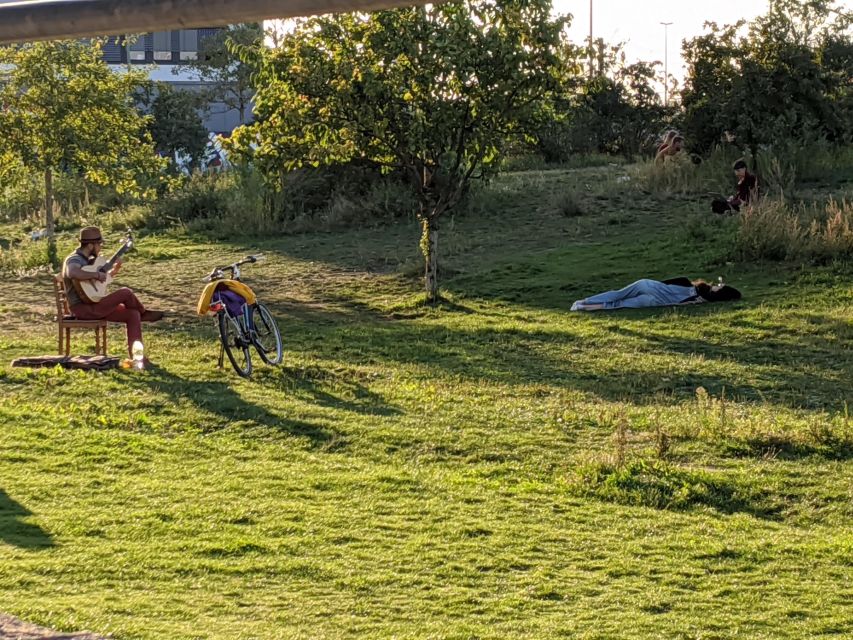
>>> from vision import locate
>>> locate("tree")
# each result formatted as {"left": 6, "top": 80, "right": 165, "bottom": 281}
{"left": 535, "top": 43, "right": 668, "bottom": 160}
{"left": 681, "top": 0, "right": 852, "bottom": 156}
{"left": 139, "top": 82, "right": 210, "bottom": 170}
{"left": 226, "top": 1, "right": 567, "bottom": 302}
{"left": 182, "top": 23, "right": 262, "bottom": 125}
{"left": 0, "top": 40, "right": 164, "bottom": 245}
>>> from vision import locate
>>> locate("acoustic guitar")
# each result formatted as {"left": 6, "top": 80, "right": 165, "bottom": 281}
{"left": 73, "top": 230, "right": 135, "bottom": 304}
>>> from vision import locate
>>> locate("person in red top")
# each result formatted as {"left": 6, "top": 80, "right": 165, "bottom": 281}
{"left": 712, "top": 159, "right": 758, "bottom": 214}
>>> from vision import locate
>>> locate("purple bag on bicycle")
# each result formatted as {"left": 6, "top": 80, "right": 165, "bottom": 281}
{"left": 213, "top": 286, "right": 247, "bottom": 318}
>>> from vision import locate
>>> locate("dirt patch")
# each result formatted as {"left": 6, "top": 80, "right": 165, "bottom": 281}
{"left": 0, "top": 614, "right": 108, "bottom": 639}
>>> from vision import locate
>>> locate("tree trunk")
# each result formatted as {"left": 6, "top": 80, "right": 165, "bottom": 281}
{"left": 421, "top": 217, "right": 439, "bottom": 303}
{"left": 44, "top": 167, "right": 55, "bottom": 238}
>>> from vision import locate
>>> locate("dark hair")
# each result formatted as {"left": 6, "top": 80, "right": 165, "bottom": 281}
{"left": 733, "top": 159, "right": 748, "bottom": 171}
{"left": 693, "top": 280, "right": 742, "bottom": 302}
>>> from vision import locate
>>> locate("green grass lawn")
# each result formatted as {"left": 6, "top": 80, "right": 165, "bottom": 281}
{"left": 1, "top": 167, "right": 851, "bottom": 639}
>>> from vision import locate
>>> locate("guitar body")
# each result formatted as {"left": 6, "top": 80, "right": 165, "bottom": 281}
{"left": 74, "top": 258, "right": 114, "bottom": 303}
{"left": 70, "top": 231, "right": 135, "bottom": 304}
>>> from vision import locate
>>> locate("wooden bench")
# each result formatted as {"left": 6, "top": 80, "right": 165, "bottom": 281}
{"left": 53, "top": 275, "right": 108, "bottom": 356}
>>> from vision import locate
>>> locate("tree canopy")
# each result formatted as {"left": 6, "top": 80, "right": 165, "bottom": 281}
{"left": 0, "top": 39, "right": 164, "bottom": 237}
{"left": 226, "top": 0, "right": 568, "bottom": 301}
{"left": 681, "top": 0, "right": 852, "bottom": 155}
{"left": 182, "top": 23, "right": 262, "bottom": 126}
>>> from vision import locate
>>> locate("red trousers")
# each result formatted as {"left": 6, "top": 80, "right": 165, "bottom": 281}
{"left": 71, "top": 287, "right": 147, "bottom": 356}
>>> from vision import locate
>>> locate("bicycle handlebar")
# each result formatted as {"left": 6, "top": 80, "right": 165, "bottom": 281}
{"left": 202, "top": 254, "right": 265, "bottom": 282}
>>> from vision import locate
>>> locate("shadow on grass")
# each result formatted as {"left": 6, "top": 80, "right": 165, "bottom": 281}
{"left": 272, "top": 296, "right": 849, "bottom": 410}
{"left": 123, "top": 365, "right": 347, "bottom": 448}
{"left": 602, "top": 316, "right": 852, "bottom": 409}
{"left": 0, "top": 490, "right": 53, "bottom": 549}
{"left": 721, "top": 435, "right": 853, "bottom": 461}
{"left": 568, "top": 459, "right": 782, "bottom": 520}
{"left": 253, "top": 364, "right": 403, "bottom": 419}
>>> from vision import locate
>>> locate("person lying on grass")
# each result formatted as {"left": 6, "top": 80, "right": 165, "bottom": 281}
{"left": 571, "top": 277, "right": 742, "bottom": 311}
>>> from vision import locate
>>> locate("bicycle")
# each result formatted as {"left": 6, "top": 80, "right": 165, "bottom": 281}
{"left": 196, "top": 254, "right": 283, "bottom": 378}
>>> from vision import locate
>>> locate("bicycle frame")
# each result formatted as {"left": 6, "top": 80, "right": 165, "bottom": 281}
{"left": 215, "top": 304, "right": 254, "bottom": 370}
{"left": 197, "top": 254, "right": 282, "bottom": 376}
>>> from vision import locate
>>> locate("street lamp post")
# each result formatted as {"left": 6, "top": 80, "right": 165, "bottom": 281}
{"left": 589, "top": 0, "right": 594, "bottom": 79}
{"left": 660, "top": 21, "right": 673, "bottom": 106}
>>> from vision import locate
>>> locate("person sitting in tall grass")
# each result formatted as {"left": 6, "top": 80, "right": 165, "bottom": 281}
{"left": 712, "top": 159, "right": 758, "bottom": 214}
{"left": 571, "top": 277, "right": 742, "bottom": 311}
{"left": 656, "top": 130, "right": 678, "bottom": 155}
{"left": 655, "top": 134, "right": 685, "bottom": 163}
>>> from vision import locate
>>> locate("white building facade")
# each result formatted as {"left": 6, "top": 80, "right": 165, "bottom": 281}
{"left": 101, "top": 30, "right": 248, "bottom": 134}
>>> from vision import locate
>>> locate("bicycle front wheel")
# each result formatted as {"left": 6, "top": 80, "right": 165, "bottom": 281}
{"left": 251, "top": 303, "right": 283, "bottom": 365}
{"left": 218, "top": 312, "right": 252, "bottom": 377}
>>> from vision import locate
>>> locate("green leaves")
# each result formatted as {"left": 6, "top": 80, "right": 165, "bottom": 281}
{"left": 222, "top": 1, "right": 567, "bottom": 300}
{"left": 0, "top": 40, "right": 165, "bottom": 204}
{"left": 227, "top": 0, "right": 565, "bottom": 211}
{"left": 682, "top": 0, "right": 852, "bottom": 153}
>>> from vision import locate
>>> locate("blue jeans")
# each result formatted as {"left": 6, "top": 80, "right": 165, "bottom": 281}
{"left": 582, "top": 279, "right": 697, "bottom": 310}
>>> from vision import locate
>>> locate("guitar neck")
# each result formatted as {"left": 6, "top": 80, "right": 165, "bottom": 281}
{"left": 102, "top": 239, "right": 133, "bottom": 272}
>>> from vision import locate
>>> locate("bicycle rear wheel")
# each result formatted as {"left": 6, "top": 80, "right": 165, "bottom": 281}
{"left": 218, "top": 311, "right": 252, "bottom": 377}
{"left": 251, "top": 303, "right": 283, "bottom": 365}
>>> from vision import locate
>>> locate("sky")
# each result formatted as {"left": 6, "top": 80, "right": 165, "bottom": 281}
{"left": 556, "top": 0, "right": 850, "bottom": 87}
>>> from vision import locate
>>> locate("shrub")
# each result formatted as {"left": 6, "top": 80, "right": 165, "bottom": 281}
{"left": 551, "top": 190, "right": 585, "bottom": 217}
{"left": 0, "top": 237, "right": 55, "bottom": 275}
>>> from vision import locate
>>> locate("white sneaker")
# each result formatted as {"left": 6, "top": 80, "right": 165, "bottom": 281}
{"left": 571, "top": 301, "right": 583, "bottom": 311}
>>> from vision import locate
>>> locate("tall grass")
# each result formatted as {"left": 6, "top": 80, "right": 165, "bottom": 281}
{"left": 0, "top": 237, "right": 54, "bottom": 276}
{"left": 756, "top": 139, "right": 853, "bottom": 196}
{"left": 632, "top": 146, "right": 739, "bottom": 195}
{"left": 156, "top": 167, "right": 419, "bottom": 237}
{"left": 0, "top": 172, "right": 43, "bottom": 222}
{"left": 502, "top": 152, "right": 623, "bottom": 172}
{"left": 734, "top": 197, "right": 853, "bottom": 263}
{"left": 636, "top": 142, "right": 853, "bottom": 198}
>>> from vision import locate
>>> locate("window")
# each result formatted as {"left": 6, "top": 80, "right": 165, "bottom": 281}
{"left": 153, "top": 31, "right": 171, "bottom": 61}
{"left": 101, "top": 36, "right": 123, "bottom": 64}
{"left": 128, "top": 33, "right": 146, "bottom": 61}
{"left": 179, "top": 29, "right": 198, "bottom": 61}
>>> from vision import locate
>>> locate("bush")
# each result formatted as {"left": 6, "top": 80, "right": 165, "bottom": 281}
{"left": 155, "top": 164, "right": 420, "bottom": 237}
{"left": 551, "top": 190, "right": 585, "bottom": 217}
{"left": 734, "top": 197, "right": 853, "bottom": 263}
{"left": 0, "top": 237, "right": 55, "bottom": 275}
